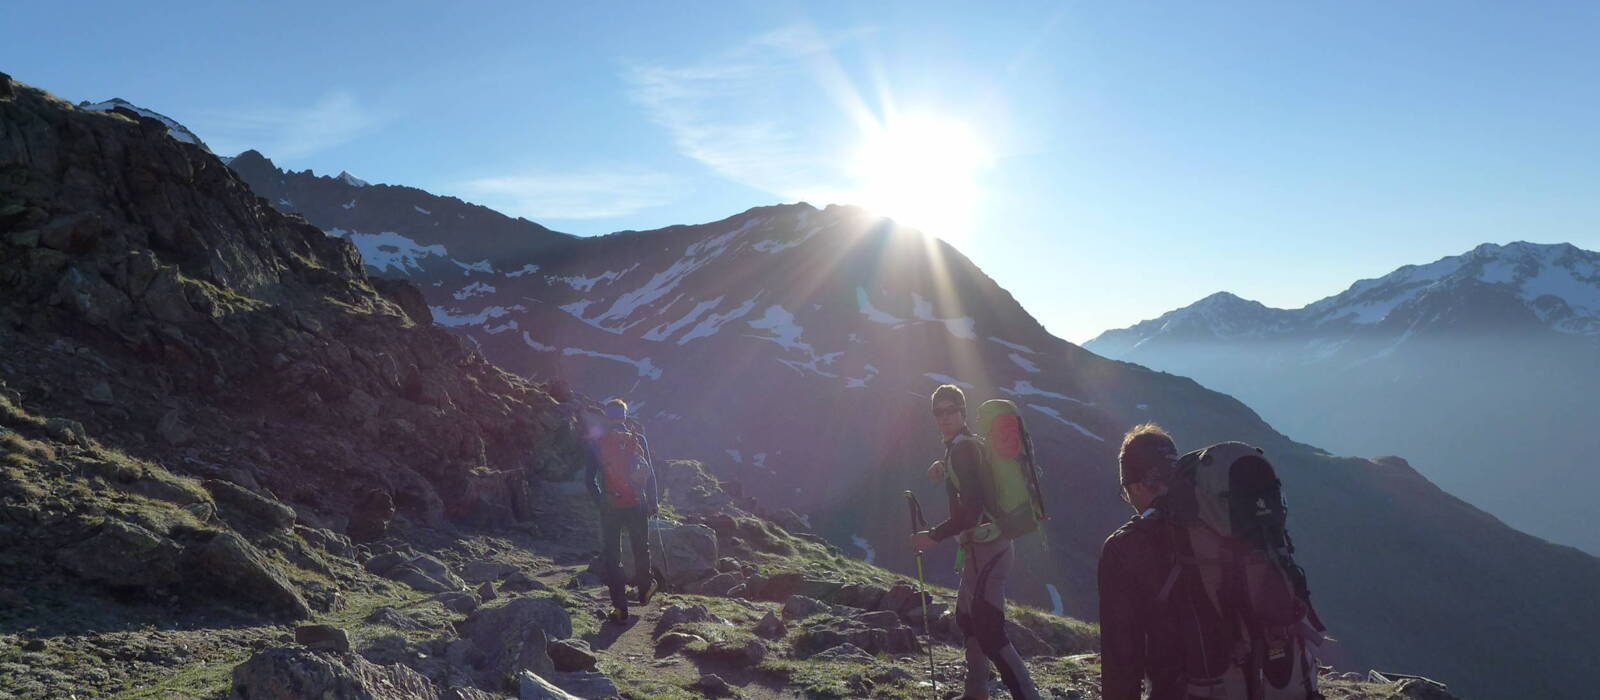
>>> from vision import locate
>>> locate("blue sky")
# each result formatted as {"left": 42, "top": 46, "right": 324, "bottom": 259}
{"left": 7, "top": 1, "right": 1599, "bottom": 342}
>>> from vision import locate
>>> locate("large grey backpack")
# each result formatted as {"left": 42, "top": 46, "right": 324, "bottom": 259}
{"left": 1160, "top": 442, "right": 1327, "bottom": 700}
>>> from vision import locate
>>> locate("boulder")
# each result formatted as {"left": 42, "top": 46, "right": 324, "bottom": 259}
{"left": 654, "top": 603, "right": 724, "bottom": 635}
{"left": 156, "top": 409, "right": 194, "bottom": 446}
{"left": 517, "top": 670, "right": 581, "bottom": 700}
{"left": 503, "top": 570, "right": 550, "bottom": 593}
{"left": 56, "top": 520, "right": 183, "bottom": 590}
{"left": 293, "top": 624, "right": 349, "bottom": 653}
{"left": 877, "top": 583, "right": 921, "bottom": 613}
{"left": 686, "top": 572, "right": 742, "bottom": 597}
{"left": 654, "top": 632, "right": 705, "bottom": 655}
{"left": 833, "top": 582, "right": 888, "bottom": 610}
{"left": 435, "top": 591, "right": 479, "bottom": 614}
{"left": 715, "top": 557, "right": 742, "bottom": 573}
{"left": 695, "top": 673, "right": 734, "bottom": 697}
{"left": 363, "top": 551, "right": 411, "bottom": 576}
{"left": 795, "top": 578, "right": 845, "bottom": 602}
{"left": 547, "top": 639, "right": 597, "bottom": 672}
{"left": 477, "top": 581, "right": 497, "bottom": 601}
{"left": 458, "top": 559, "right": 518, "bottom": 584}
{"left": 753, "top": 611, "right": 787, "bottom": 640}
{"left": 204, "top": 479, "right": 296, "bottom": 535}
{"left": 365, "top": 606, "right": 429, "bottom": 631}
{"left": 622, "top": 521, "right": 717, "bottom": 587}
{"left": 855, "top": 610, "right": 902, "bottom": 630}
{"left": 229, "top": 647, "right": 435, "bottom": 699}
{"left": 701, "top": 638, "right": 767, "bottom": 668}
{"left": 461, "top": 597, "right": 574, "bottom": 679}
{"left": 781, "top": 595, "right": 831, "bottom": 621}
{"left": 190, "top": 531, "right": 312, "bottom": 620}
{"left": 347, "top": 489, "right": 394, "bottom": 543}
{"left": 549, "top": 670, "right": 620, "bottom": 699}
{"left": 388, "top": 554, "right": 466, "bottom": 593}
{"left": 809, "top": 643, "right": 874, "bottom": 663}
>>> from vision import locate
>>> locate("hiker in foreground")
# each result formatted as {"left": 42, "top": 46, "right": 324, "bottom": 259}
{"left": 585, "top": 398, "right": 659, "bottom": 622}
{"left": 1099, "top": 423, "right": 1327, "bottom": 700}
{"left": 911, "top": 384, "right": 1042, "bottom": 700}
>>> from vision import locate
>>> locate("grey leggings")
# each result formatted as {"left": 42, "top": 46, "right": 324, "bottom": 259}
{"left": 957, "top": 538, "right": 1041, "bottom": 700}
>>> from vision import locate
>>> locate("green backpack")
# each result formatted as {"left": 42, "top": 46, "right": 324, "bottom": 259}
{"left": 949, "top": 399, "right": 1047, "bottom": 543}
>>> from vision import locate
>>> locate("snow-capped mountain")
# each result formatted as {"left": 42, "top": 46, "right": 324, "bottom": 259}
{"left": 230, "top": 156, "right": 1600, "bottom": 698}
{"left": 1086, "top": 241, "right": 1600, "bottom": 556}
{"left": 78, "top": 98, "right": 212, "bottom": 153}
{"left": 226, "top": 149, "right": 575, "bottom": 270}
{"left": 1094, "top": 242, "right": 1600, "bottom": 356}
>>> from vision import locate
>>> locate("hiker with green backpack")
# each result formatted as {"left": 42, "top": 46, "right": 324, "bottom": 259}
{"left": 911, "top": 384, "right": 1044, "bottom": 700}
{"left": 1100, "top": 423, "right": 1327, "bottom": 700}
{"left": 584, "top": 398, "right": 660, "bottom": 623}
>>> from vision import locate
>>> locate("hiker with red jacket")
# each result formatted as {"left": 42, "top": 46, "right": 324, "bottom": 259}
{"left": 585, "top": 398, "right": 659, "bottom": 622}
{"left": 1099, "top": 423, "right": 1185, "bottom": 699}
{"left": 911, "top": 384, "right": 1042, "bottom": 700}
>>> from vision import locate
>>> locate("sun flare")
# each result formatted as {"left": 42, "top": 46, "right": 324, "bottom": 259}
{"left": 850, "top": 113, "right": 991, "bottom": 243}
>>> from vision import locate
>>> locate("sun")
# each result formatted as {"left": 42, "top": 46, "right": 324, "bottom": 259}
{"left": 849, "top": 113, "right": 992, "bottom": 243}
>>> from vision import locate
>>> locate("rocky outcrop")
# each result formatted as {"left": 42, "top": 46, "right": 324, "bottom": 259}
{"left": 229, "top": 647, "right": 437, "bottom": 699}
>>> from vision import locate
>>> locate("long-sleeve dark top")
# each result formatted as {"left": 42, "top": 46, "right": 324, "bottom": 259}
{"left": 929, "top": 430, "right": 988, "bottom": 542}
{"left": 583, "top": 424, "right": 659, "bottom": 514}
{"left": 1098, "top": 509, "right": 1184, "bottom": 700}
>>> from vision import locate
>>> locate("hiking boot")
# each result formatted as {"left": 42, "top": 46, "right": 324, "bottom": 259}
{"left": 637, "top": 574, "right": 659, "bottom": 606}
{"left": 607, "top": 606, "right": 629, "bottom": 623}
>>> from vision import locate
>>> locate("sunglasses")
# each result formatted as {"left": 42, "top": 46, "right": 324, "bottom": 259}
{"left": 931, "top": 405, "right": 963, "bottom": 417}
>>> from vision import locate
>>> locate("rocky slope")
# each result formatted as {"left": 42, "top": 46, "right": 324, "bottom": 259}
{"left": 229, "top": 144, "right": 1600, "bottom": 697}
{"left": 0, "top": 74, "right": 605, "bottom": 696}
{"left": 1085, "top": 242, "right": 1600, "bottom": 555}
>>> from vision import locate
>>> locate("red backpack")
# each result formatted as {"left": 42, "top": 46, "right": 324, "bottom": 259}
{"left": 598, "top": 428, "right": 650, "bottom": 508}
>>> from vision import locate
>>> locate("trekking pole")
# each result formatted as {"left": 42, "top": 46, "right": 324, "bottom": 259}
{"left": 904, "top": 490, "right": 937, "bottom": 699}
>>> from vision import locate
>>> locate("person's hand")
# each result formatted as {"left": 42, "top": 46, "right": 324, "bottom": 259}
{"left": 926, "top": 460, "right": 947, "bottom": 483}
{"left": 910, "top": 531, "right": 938, "bottom": 553}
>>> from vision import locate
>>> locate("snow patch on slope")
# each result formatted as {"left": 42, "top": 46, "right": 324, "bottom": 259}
{"left": 644, "top": 297, "right": 724, "bottom": 342}
{"left": 429, "top": 305, "right": 524, "bottom": 328}
{"left": 989, "top": 336, "right": 1036, "bottom": 354}
{"left": 326, "top": 228, "right": 448, "bottom": 274}
{"left": 562, "top": 347, "right": 663, "bottom": 379}
{"left": 453, "top": 282, "right": 496, "bottom": 300}
{"left": 678, "top": 295, "right": 761, "bottom": 345}
{"left": 583, "top": 218, "right": 762, "bottom": 331}
{"left": 547, "top": 265, "right": 636, "bottom": 292}
{"left": 857, "top": 288, "right": 906, "bottom": 325}
{"left": 505, "top": 264, "right": 541, "bottom": 278}
{"left": 1000, "top": 381, "right": 1089, "bottom": 405}
{"left": 521, "top": 332, "right": 556, "bottom": 352}
{"left": 1009, "top": 353, "right": 1040, "bottom": 373}
{"left": 851, "top": 535, "right": 877, "bottom": 564}
{"left": 1027, "top": 404, "right": 1104, "bottom": 441}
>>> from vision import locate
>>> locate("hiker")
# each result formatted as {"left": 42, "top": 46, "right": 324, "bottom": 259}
{"left": 1100, "top": 424, "right": 1327, "bottom": 700}
{"left": 910, "top": 384, "right": 1042, "bottom": 700}
{"left": 585, "top": 398, "right": 659, "bottom": 622}
{"left": 1098, "top": 423, "right": 1184, "bottom": 700}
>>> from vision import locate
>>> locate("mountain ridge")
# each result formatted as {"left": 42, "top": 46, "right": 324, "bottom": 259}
{"left": 1085, "top": 241, "right": 1600, "bottom": 556}
{"left": 227, "top": 143, "right": 1600, "bottom": 698}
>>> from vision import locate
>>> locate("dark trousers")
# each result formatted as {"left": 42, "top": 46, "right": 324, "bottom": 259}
{"left": 600, "top": 505, "right": 651, "bottom": 609}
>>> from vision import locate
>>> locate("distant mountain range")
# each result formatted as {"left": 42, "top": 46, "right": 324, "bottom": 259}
{"left": 225, "top": 141, "right": 1600, "bottom": 698}
{"left": 1086, "top": 242, "right": 1600, "bottom": 556}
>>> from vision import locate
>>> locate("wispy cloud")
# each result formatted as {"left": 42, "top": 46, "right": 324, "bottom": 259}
{"left": 194, "top": 91, "right": 381, "bottom": 160}
{"left": 459, "top": 168, "right": 688, "bottom": 220}
{"left": 624, "top": 25, "right": 871, "bottom": 203}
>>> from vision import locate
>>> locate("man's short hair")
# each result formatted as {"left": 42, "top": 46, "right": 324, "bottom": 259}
{"left": 1119, "top": 423, "right": 1176, "bottom": 487}
{"left": 603, "top": 398, "right": 628, "bottom": 421}
{"left": 930, "top": 384, "right": 966, "bottom": 410}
